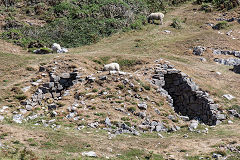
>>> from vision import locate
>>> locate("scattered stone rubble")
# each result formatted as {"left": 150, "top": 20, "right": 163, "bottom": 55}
{"left": 214, "top": 58, "right": 240, "bottom": 66}
{"left": 213, "top": 49, "right": 240, "bottom": 58}
{"left": 212, "top": 49, "right": 240, "bottom": 73}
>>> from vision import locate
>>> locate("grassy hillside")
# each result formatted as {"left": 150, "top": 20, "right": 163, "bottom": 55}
{"left": 0, "top": 1, "right": 240, "bottom": 160}
{"left": 0, "top": 0, "right": 191, "bottom": 49}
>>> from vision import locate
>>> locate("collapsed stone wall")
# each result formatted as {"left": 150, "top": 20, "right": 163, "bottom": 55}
{"left": 152, "top": 63, "right": 220, "bottom": 125}
{"left": 24, "top": 67, "right": 83, "bottom": 110}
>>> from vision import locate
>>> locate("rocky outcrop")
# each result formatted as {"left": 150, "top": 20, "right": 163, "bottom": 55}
{"left": 214, "top": 58, "right": 240, "bottom": 66}
{"left": 213, "top": 49, "right": 240, "bottom": 58}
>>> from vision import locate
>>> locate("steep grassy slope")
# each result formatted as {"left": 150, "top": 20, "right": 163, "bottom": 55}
{"left": 0, "top": 0, "right": 190, "bottom": 49}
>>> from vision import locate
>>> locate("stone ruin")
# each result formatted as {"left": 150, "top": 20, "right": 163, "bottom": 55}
{"left": 23, "top": 60, "right": 224, "bottom": 127}
{"left": 23, "top": 67, "right": 83, "bottom": 110}
{"left": 151, "top": 62, "right": 221, "bottom": 125}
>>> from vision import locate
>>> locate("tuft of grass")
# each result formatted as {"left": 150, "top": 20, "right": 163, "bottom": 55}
{"left": 142, "top": 83, "right": 151, "bottom": 91}
{"left": 117, "top": 84, "right": 125, "bottom": 90}
{"left": 213, "top": 21, "right": 229, "bottom": 30}
{"left": 94, "top": 112, "right": 106, "bottom": 117}
{"left": 26, "top": 66, "right": 36, "bottom": 71}
{"left": 118, "top": 149, "right": 164, "bottom": 160}
{"left": 121, "top": 117, "right": 130, "bottom": 121}
{"left": 15, "top": 94, "right": 27, "bottom": 100}
{"left": 92, "top": 88, "right": 98, "bottom": 93}
{"left": 127, "top": 106, "right": 136, "bottom": 112}
{"left": 171, "top": 18, "right": 182, "bottom": 29}
{"left": 116, "top": 59, "right": 138, "bottom": 68}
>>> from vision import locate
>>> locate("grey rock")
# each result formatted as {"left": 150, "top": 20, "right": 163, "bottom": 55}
{"left": 189, "top": 120, "right": 198, "bottom": 130}
{"left": 81, "top": 151, "right": 97, "bottom": 157}
{"left": 223, "top": 94, "right": 235, "bottom": 100}
{"left": 164, "top": 30, "right": 171, "bottom": 34}
{"left": 137, "top": 102, "right": 148, "bottom": 110}
{"left": 136, "top": 112, "right": 146, "bottom": 119}
{"left": 154, "top": 108, "right": 160, "bottom": 115}
{"left": 21, "top": 86, "right": 31, "bottom": 93}
{"left": 216, "top": 114, "right": 226, "bottom": 120}
{"left": 193, "top": 46, "right": 206, "bottom": 56}
{"left": 61, "top": 73, "right": 70, "bottom": 79}
{"left": 156, "top": 123, "right": 167, "bottom": 132}
{"left": 167, "top": 115, "right": 176, "bottom": 121}
{"left": 105, "top": 117, "right": 112, "bottom": 127}
{"left": 180, "top": 116, "right": 190, "bottom": 121}
{"left": 13, "top": 114, "right": 23, "bottom": 124}
{"left": 28, "top": 114, "right": 38, "bottom": 120}
{"left": 48, "top": 119, "right": 56, "bottom": 124}
{"left": 26, "top": 105, "right": 33, "bottom": 111}
{"left": 158, "top": 133, "right": 164, "bottom": 138}
{"left": 200, "top": 57, "right": 206, "bottom": 62}
{"left": 228, "top": 120, "right": 233, "bottom": 124}
{"left": 228, "top": 109, "right": 239, "bottom": 117}
{"left": 212, "top": 153, "right": 222, "bottom": 159}
{"left": 88, "top": 122, "right": 99, "bottom": 128}
{"left": 0, "top": 115, "right": 4, "bottom": 121}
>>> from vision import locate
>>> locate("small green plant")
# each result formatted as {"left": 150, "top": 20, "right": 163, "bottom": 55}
{"left": 213, "top": 21, "right": 229, "bottom": 30}
{"left": 117, "top": 84, "right": 125, "bottom": 90}
{"left": 211, "top": 150, "right": 227, "bottom": 157}
{"left": 116, "top": 59, "right": 138, "bottom": 68}
{"left": 229, "top": 105, "right": 240, "bottom": 113}
{"left": 94, "top": 112, "right": 106, "bottom": 117}
{"left": 92, "top": 88, "right": 98, "bottom": 93}
{"left": 56, "top": 102, "right": 65, "bottom": 107}
{"left": 121, "top": 117, "right": 130, "bottom": 121}
{"left": 100, "top": 56, "right": 110, "bottom": 64}
{"left": 157, "top": 101, "right": 164, "bottom": 106}
{"left": 93, "top": 59, "right": 102, "bottom": 65}
{"left": 12, "top": 140, "right": 20, "bottom": 144}
{"left": 0, "top": 133, "right": 8, "bottom": 139}
{"left": 127, "top": 107, "right": 136, "bottom": 112}
{"left": 26, "top": 66, "right": 35, "bottom": 71}
{"left": 201, "top": 3, "right": 213, "bottom": 12}
{"left": 142, "top": 83, "right": 151, "bottom": 91}
{"left": 15, "top": 94, "right": 27, "bottom": 100}
{"left": 124, "top": 121, "right": 131, "bottom": 127}
{"left": 171, "top": 18, "right": 182, "bottom": 29}
{"left": 88, "top": 105, "right": 96, "bottom": 110}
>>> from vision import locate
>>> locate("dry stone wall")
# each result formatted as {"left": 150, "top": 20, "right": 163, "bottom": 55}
{"left": 151, "top": 62, "right": 220, "bottom": 125}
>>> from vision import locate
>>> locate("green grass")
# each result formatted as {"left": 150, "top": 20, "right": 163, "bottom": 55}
{"left": 214, "top": 21, "right": 229, "bottom": 30}
{"left": 14, "top": 94, "right": 27, "bottom": 100}
{"left": 117, "top": 149, "right": 164, "bottom": 160}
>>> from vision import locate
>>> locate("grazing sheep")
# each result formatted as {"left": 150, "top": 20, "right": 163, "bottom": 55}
{"left": 103, "top": 63, "right": 120, "bottom": 71}
{"left": 147, "top": 12, "right": 164, "bottom": 25}
{"left": 52, "top": 43, "right": 62, "bottom": 53}
{"left": 52, "top": 43, "right": 69, "bottom": 53}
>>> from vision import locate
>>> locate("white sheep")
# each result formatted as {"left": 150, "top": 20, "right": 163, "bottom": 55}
{"left": 52, "top": 43, "right": 62, "bottom": 53}
{"left": 103, "top": 63, "right": 120, "bottom": 71}
{"left": 147, "top": 12, "right": 164, "bottom": 25}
